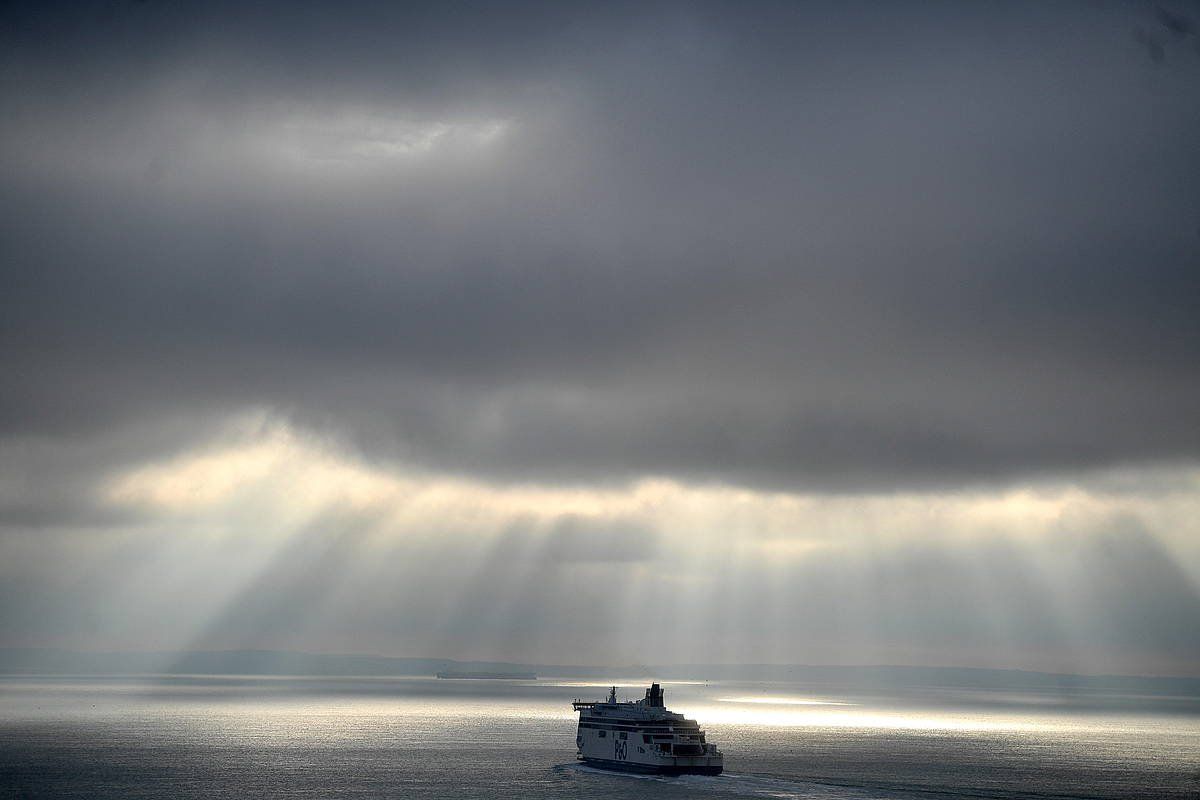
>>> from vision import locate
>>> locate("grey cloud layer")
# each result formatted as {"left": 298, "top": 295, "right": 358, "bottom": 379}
{"left": 2, "top": 0, "right": 1198, "bottom": 490}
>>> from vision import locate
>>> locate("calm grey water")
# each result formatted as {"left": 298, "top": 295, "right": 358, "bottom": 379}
{"left": 1, "top": 676, "right": 1198, "bottom": 799}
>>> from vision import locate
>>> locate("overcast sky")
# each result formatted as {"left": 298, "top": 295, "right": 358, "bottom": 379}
{"left": 1, "top": 0, "right": 1198, "bottom": 676}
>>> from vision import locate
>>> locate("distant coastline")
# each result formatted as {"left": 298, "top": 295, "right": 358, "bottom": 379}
{"left": 435, "top": 671, "right": 537, "bottom": 680}
{"left": 1, "top": 648, "right": 1198, "bottom": 696}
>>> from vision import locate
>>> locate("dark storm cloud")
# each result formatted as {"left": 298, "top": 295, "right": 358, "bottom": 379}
{"left": 1, "top": 0, "right": 1198, "bottom": 492}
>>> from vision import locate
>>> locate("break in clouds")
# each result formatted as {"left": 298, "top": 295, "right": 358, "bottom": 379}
{"left": 1, "top": 1, "right": 1198, "bottom": 675}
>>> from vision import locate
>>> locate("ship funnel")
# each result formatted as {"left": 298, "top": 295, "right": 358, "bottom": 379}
{"left": 646, "top": 683, "right": 664, "bottom": 707}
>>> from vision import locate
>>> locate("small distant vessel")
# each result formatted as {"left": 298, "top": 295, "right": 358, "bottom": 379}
{"left": 435, "top": 671, "right": 537, "bottom": 680}
{"left": 572, "top": 684, "right": 723, "bottom": 775}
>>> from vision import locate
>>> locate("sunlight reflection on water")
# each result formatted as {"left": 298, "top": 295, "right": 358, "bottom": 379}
{"left": 695, "top": 703, "right": 1062, "bottom": 732}
{"left": 2, "top": 676, "right": 1198, "bottom": 799}
{"left": 718, "top": 696, "right": 856, "bottom": 706}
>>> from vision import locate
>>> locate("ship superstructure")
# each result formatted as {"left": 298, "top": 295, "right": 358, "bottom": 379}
{"left": 572, "top": 684, "right": 723, "bottom": 775}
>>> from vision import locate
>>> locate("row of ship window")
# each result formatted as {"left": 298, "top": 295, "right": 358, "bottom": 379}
{"left": 579, "top": 721, "right": 699, "bottom": 731}
{"left": 594, "top": 730, "right": 706, "bottom": 744}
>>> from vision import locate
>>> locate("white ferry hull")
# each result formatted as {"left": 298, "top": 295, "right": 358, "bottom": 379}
{"left": 580, "top": 756, "right": 723, "bottom": 776}
{"left": 573, "top": 684, "right": 724, "bottom": 776}
{"left": 577, "top": 725, "right": 723, "bottom": 775}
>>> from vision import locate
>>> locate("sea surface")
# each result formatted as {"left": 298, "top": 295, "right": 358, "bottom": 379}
{"left": 1, "top": 675, "right": 1198, "bottom": 799}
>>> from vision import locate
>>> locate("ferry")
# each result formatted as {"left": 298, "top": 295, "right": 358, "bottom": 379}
{"left": 572, "top": 683, "right": 723, "bottom": 775}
